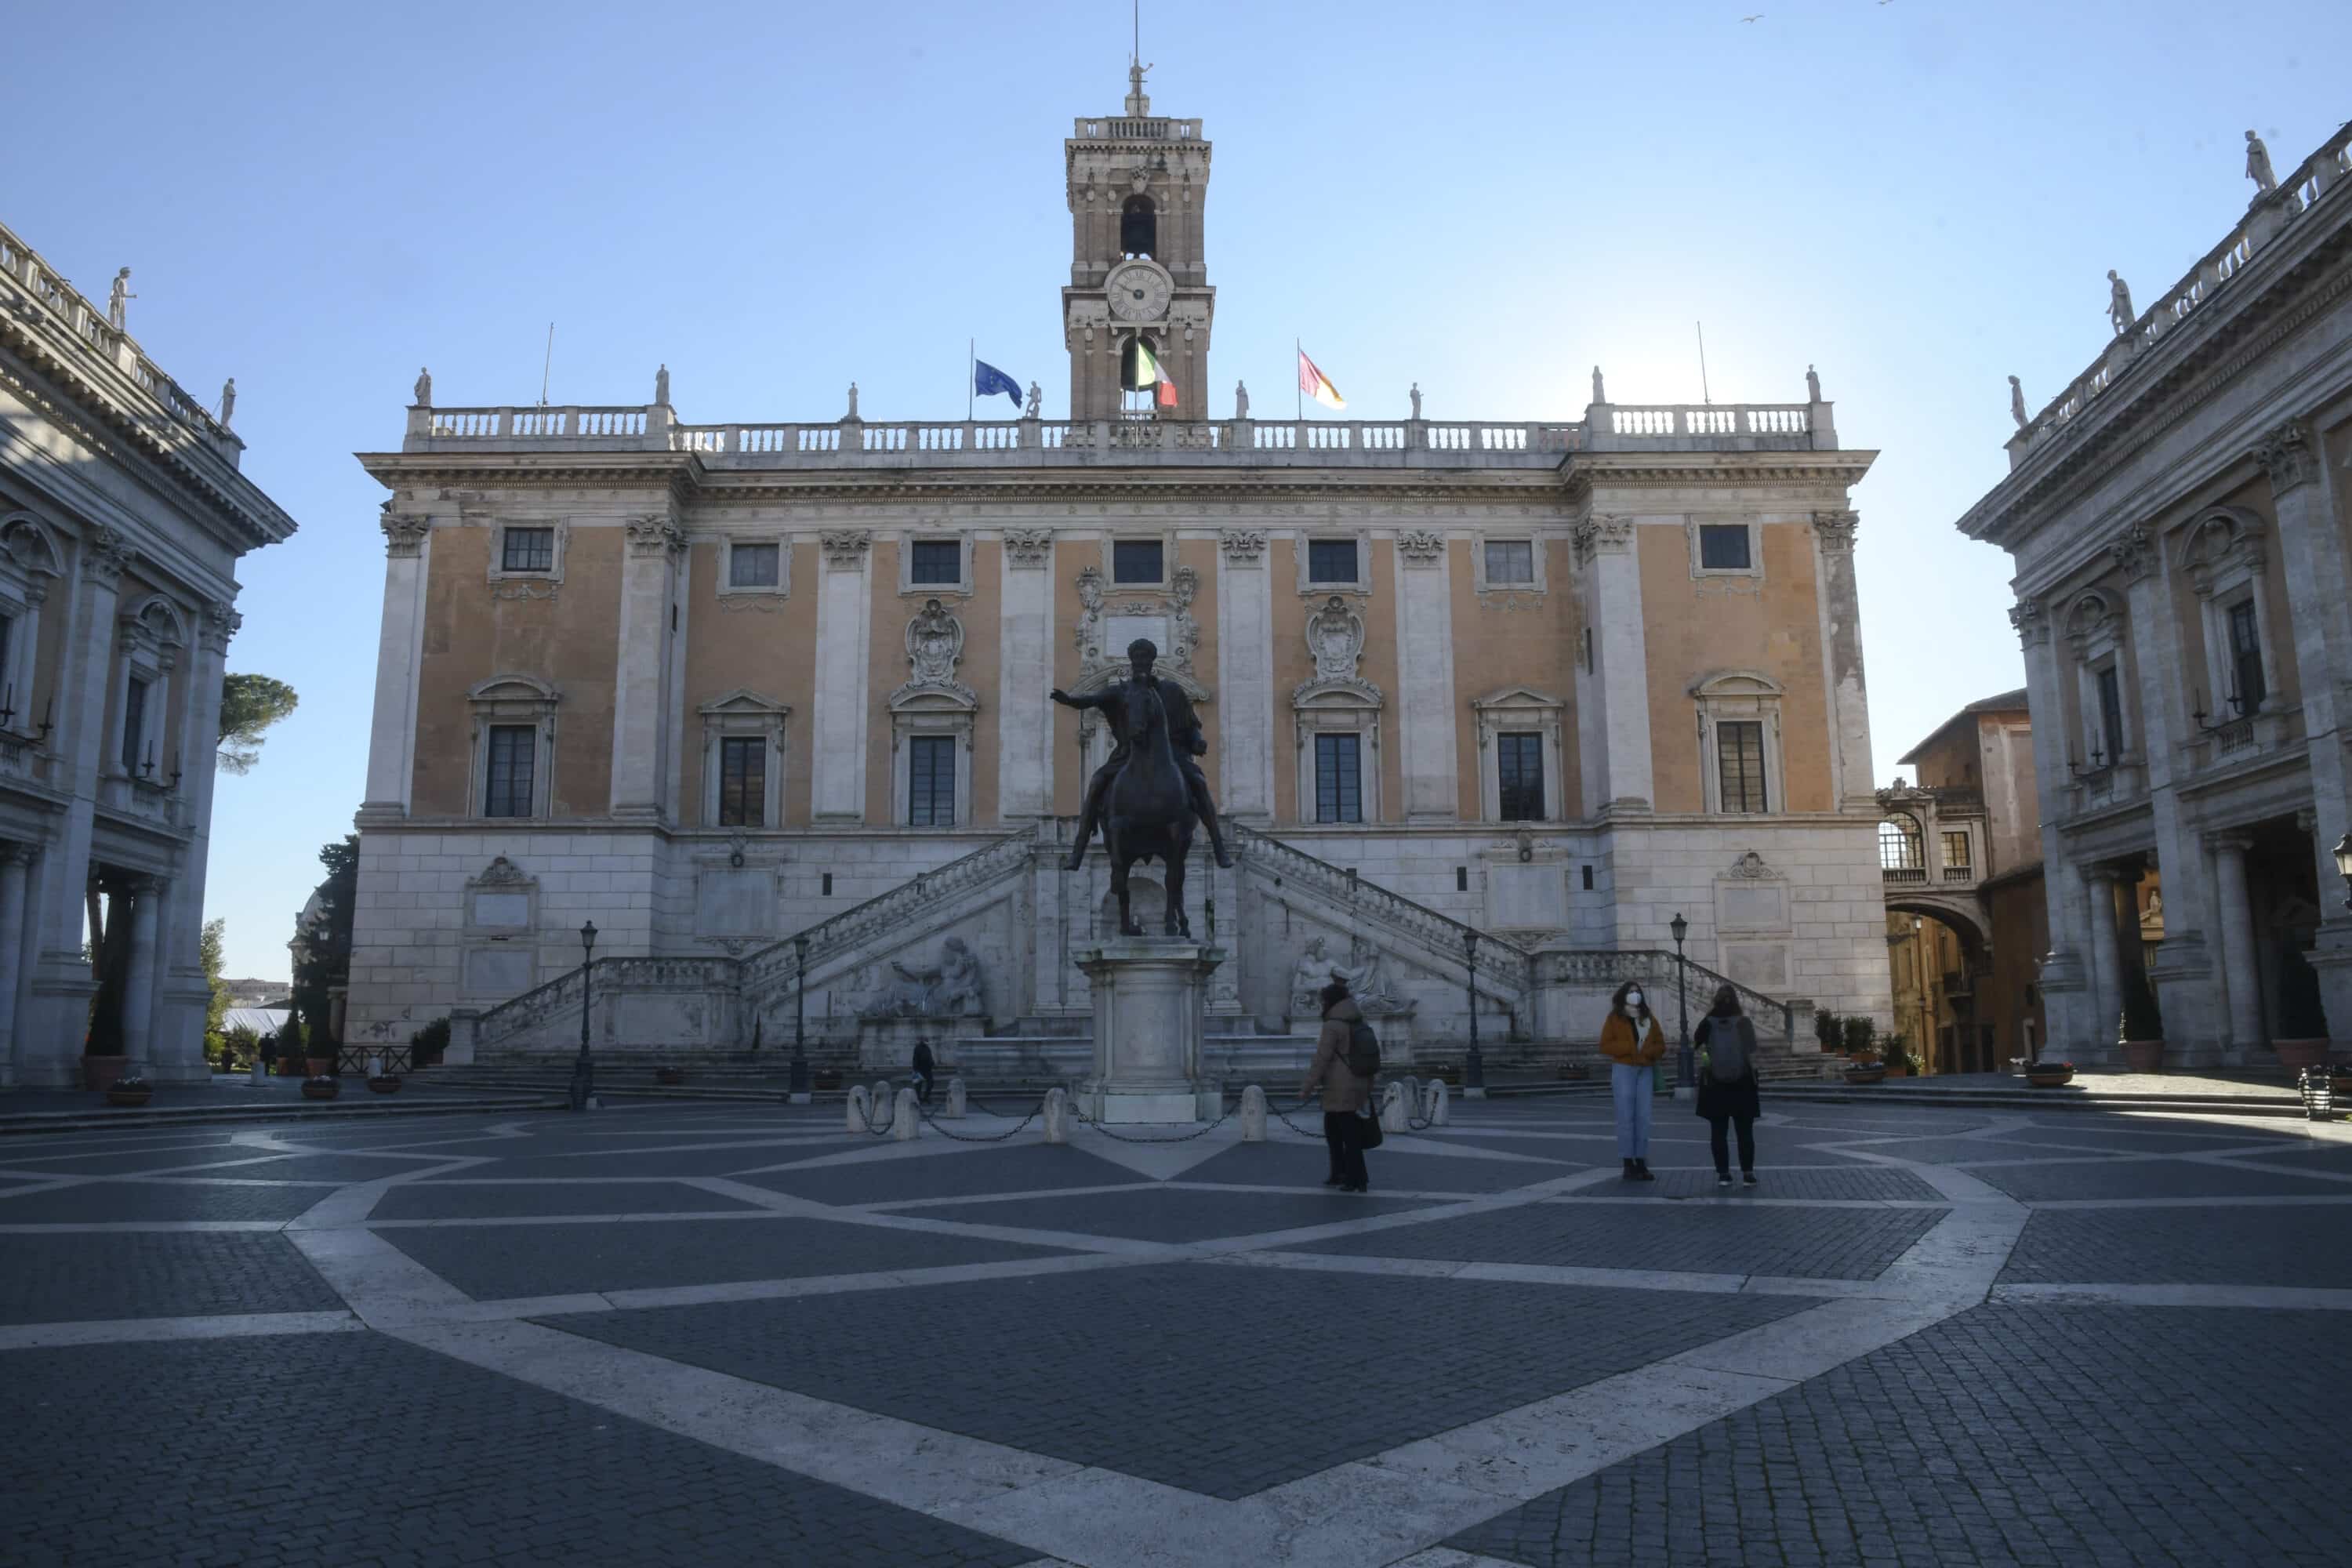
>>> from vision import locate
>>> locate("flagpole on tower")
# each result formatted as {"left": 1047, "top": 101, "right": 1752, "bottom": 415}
{"left": 967, "top": 338, "right": 975, "bottom": 421}
{"left": 1296, "top": 337, "right": 1302, "bottom": 422}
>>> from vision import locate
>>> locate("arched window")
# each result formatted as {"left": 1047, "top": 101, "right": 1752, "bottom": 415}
{"left": 1120, "top": 194, "right": 1156, "bottom": 258}
{"left": 1118, "top": 334, "right": 1163, "bottom": 418}
{"left": 1878, "top": 815, "right": 1925, "bottom": 879}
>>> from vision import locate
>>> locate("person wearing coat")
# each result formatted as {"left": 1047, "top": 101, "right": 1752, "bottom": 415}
{"left": 1300, "top": 979, "right": 1372, "bottom": 1192}
{"left": 910, "top": 1036, "right": 936, "bottom": 1105}
{"left": 1599, "top": 978, "right": 1668, "bottom": 1180}
{"left": 1693, "top": 984, "right": 1761, "bottom": 1186}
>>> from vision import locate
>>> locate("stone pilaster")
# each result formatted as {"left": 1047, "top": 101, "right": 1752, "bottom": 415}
{"left": 1214, "top": 529, "right": 1274, "bottom": 822}
{"left": 1392, "top": 530, "right": 1458, "bottom": 819}
{"left": 1574, "top": 515, "right": 1651, "bottom": 811}
{"left": 996, "top": 532, "right": 1056, "bottom": 818}
{"left": 0, "top": 844, "right": 33, "bottom": 1086}
{"left": 150, "top": 603, "right": 238, "bottom": 1081}
{"left": 361, "top": 512, "right": 430, "bottom": 818}
{"left": 1810, "top": 510, "right": 1875, "bottom": 810}
{"left": 2013, "top": 596, "right": 2096, "bottom": 1056}
{"left": 117, "top": 874, "right": 165, "bottom": 1076}
{"left": 811, "top": 530, "right": 873, "bottom": 821}
{"left": 2082, "top": 864, "right": 2126, "bottom": 1065}
{"left": 609, "top": 517, "right": 684, "bottom": 822}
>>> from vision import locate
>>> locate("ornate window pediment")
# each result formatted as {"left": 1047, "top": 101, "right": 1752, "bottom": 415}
{"left": 2179, "top": 506, "right": 2267, "bottom": 597}
{"left": 466, "top": 675, "right": 560, "bottom": 819}
{"left": 1690, "top": 670, "right": 1785, "bottom": 816}
{"left": 698, "top": 689, "right": 790, "bottom": 829}
{"left": 1471, "top": 685, "right": 1565, "bottom": 823}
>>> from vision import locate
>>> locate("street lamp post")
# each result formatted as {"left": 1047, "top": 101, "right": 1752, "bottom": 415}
{"left": 788, "top": 933, "right": 811, "bottom": 1105}
{"left": 568, "top": 920, "right": 598, "bottom": 1112}
{"left": 1462, "top": 928, "right": 1486, "bottom": 1098}
{"left": 1670, "top": 913, "right": 1694, "bottom": 1101}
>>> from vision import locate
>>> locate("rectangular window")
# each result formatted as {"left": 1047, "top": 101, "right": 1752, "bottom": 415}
{"left": 484, "top": 724, "right": 536, "bottom": 818}
{"left": 1112, "top": 539, "right": 1163, "bottom": 584}
{"left": 120, "top": 676, "right": 147, "bottom": 772}
{"left": 501, "top": 527, "right": 555, "bottom": 572}
{"left": 1307, "top": 538, "right": 1359, "bottom": 583}
{"left": 1697, "top": 524, "right": 1752, "bottom": 571}
{"left": 1497, "top": 731, "right": 1545, "bottom": 821}
{"left": 909, "top": 540, "right": 961, "bottom": 586}
{"left": 1581, "top": 865, "right": 1595, "bottom": 891}
{"left": 728, "top": 543, "right": 780, "bottom": 589}
{"left": 1314, "top": 733, "right": 1363, "bottom": 823}
{"left": 2228, "top": 600, "right": 2266, "bottom": 711}
{"left": 908, "top": 735, "right": 956, "bottom": 826}
{"left": 2095, "top": 666, "right": 2125, "bottom": 760}
{"left": 1941, "top": 830, "right": 1973, "bottom": 870}
{"left": 1716, "top": 720, "right": 1767, "bottom": 813}
{"left": 717, "top": 735, "right": 765, "bottom": 827}
{"left": 1483, "top": 539, "right": 1534, "bottom": 585}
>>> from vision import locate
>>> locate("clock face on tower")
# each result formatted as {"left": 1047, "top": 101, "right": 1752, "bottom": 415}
{"left": 1106, "top": 261, "right": 1172, "bottom": 323}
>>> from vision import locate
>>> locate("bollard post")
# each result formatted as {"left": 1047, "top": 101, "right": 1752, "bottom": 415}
{"left": 1380, "top": 1081, "right": 1410, "bottom": 1132}
{"left": 891, "top": 1086, "right": 921, "bottom": 1141}
{"left": 847, "top": 1083, "right": 872, "bottom": 1132}
{"left": 1043, "top": 1086, "right": 1069, "bottom": 1144}
{"left": 1240, "top": 1084, "right": 1268, "bottom": 1141}
{"left": 249, "top": 1055, "right": 265, "bottom": 1085}
{"left": 946, "top": 1076, "right": 967, "bottom": 1118}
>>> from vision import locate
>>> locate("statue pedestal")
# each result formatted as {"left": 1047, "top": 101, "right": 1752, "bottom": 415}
{"left": 1074, "top": 941, "right": 1225, "bottom": 1123}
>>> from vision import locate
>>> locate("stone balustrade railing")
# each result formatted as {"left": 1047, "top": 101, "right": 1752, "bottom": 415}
{"left": 2012, "top": 122, "right": 2352, "bottom": 463}
{"left": 0, "top": 220, "right": 238, "bottom": 456}
{"left": 400, "top": 407, "right": 1839, "bottom": 463}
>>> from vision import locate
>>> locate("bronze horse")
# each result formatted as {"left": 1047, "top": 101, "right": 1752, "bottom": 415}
{"left": 1102, "top": 677, "right": 1195, "bottom": 938}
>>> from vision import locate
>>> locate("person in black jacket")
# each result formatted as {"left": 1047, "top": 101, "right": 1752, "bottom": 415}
{"left": 911, "top": 1036, "right": 936, "bottom": 1105}
{"left": 1693, "top": 984, "right": 1761, "bottom": 1187}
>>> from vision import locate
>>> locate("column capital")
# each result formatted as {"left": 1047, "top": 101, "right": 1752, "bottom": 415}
{"left": 1002, "top": 528, "right": 1054, "bottom": 568}
{"left": 1218, "top": 528, "right": 1268, "bottom": 564}
{"left": 820, "top": 528, "right": 873, "bottom": 568}
{"left": 1571, "top": 514, "right": 1634, "bottom": 565}
{"left": 82, "top": 527, "right": 134, "bottom": 587}
{"left": 2008, "top": 596, "right": 2048, "bottom": 648}
{"left": 2107, "top": 524, "right": 2156, "bottom": 583}
{"left": 1395, "top": 529, "right": 1446, "bottom": 564}
{"left": 199, "top": 600, "right": 241, "bottom": 654}
{"left": 1809, "top": 510, "right": 1860, "bottom": 554}
{"left": 623, "top": 516, "right": 685, "bottom": 560}
{"left": 380, "top": 511, "right": 430, "bottom": 557}
{"left": 2204, "top": 829, "right": 2256, "bottom": 855}
{"left": 0, "top": 839, "right": 40, "bottom": 869}
{"left": 2250, "top": 416, "right": 2318, "bottom": 498}
{"left": 2083, "top": 862, "right": 2125, "bottom": 885}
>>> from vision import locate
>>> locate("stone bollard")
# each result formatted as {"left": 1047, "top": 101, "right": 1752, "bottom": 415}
{"left": 1425, "top": 1078, "right": 1450, "bottom": 1125}
{"left": 249, "top": 1057, "right": 265, "bottom": 1084}
{"left": 1380, "top": 1080, "right": 1410, "bottom": 1132}
{"left": 892, "top": 1087, "right": 921, "bottom": 1141}
{"left": 946, "top": 1076, "right": 967, "bottom": 1118}
{"left": 1240, "top": 1084, "right": 1268, "bottom": 1142}
{"left": 847, "top": 1083, "right": 873, "bottom": 1132}
{"left": 1043, "top": 1086, "right": 1069, "bottom": 1144}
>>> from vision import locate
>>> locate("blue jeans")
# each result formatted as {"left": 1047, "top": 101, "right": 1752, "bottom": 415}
{"left": 1612, "top": 1064, "right": 1653, "bottom": 1158}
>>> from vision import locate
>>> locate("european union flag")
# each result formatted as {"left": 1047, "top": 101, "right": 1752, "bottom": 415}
{"left": 974, "top": 358, "right": 1022, "bottom": 408}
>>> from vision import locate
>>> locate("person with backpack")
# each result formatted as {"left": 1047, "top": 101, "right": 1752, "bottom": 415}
{"left": 910, "top": 1037, "right": 936, "bottom": 1105}
{"left": 1599, "top": 978, "right": 1667, "bottom": 1181}
{"left": 1301, "top": 977, "right": 1374, "bottom": 1192}
{"left": 1693, "top": 984, "right": 1761, "bottom": 1187}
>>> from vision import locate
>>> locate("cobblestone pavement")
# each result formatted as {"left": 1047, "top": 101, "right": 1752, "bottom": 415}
{"left": 2, "top": 1092, "right": 2348, "bottom": 1566}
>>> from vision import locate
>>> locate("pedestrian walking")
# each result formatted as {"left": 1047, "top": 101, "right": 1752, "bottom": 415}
{"left": 1599, "top": 978, "right": 1666, "bottom": 1180}
{"left": 1301, "top": 978, "right": 1372, "bottom": 1192}
{"left": 911, "top": 1036, "right": 935, "bottom": 1105}
{"left": 1693, "top": 985, "right": 1761, "bottom": 1187}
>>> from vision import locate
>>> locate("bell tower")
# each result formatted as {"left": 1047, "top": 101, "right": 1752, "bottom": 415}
{"left": 1063, "top": 59, "right": 1213, "bottom": 422}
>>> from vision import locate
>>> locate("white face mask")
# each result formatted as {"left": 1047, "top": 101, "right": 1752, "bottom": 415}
{"left": 1625, "top": 992, "right": 1644, "bottom": 1010}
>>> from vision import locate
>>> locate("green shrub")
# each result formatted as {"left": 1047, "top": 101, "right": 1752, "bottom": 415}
{"left": 1841, "top": 1015, "right": 1877, "bottom": 1058}
{"left": 411, "top": 1016, "right": 451, "bottom": 1068}
{"left": 1813, "top": 1009, "right": 1842, "bottom": 1051}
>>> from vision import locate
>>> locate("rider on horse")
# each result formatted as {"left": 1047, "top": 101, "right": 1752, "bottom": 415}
{"left": 1051, "top": 638, "right": 1236, "bottom": 871}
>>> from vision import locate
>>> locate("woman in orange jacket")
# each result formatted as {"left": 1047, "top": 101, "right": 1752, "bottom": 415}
{"left": 1599, "top": 978, "right": 1668, "bottom": 1180}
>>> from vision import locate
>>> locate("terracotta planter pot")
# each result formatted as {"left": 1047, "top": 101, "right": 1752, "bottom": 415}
{"left": 1842, "top": 1065, "right": 1886, "bottom": 1085}
{"left": 82, "top": 1055, "right": 131, "bottom": 1091}
{"left": 2027, "top": 1065, "right": 2075, "bottom": 1087}
{"left": 655, "top": 1068, "right": 685, "bottom": 1086}
{"left": 301, "top": 1079, "right": 339, "bottom": 1101}
{"left": 306, "top": 1058, "right": 334, "bottom": 1077}
{"left": 2121, "top": 1040, "right": 2164, "bottom": 1074}
{"left": 106, "top": 1084, "right": 151, "bottom": 1107}
{"left": 366, "top": 1076, "right": 401, "bottom": 1094}
{"left": 277, "top": 1058, "right": 305, "bottom": 1077}
{"left": 1883, "top": 1065, "right": 1908, "bottom": 1080}
{"left": 2274, "top": 1039, "right": 2330, "bottom": 1072}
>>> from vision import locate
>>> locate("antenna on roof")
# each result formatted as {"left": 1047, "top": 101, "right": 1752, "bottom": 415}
{"left": 539, "top": 322, "right": 555, "bottom": 410}
{"left": 1695, "top": 321, "right": 1712, "bottom": 406}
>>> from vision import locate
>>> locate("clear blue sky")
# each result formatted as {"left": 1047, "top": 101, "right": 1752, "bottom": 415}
{"left": 7, "top": 1, "right": 2341, "bottom": 977}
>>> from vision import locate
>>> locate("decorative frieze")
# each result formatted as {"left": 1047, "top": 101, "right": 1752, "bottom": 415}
{"left": 1396, "top": 529, "right": 1446, "bottom": 563}
{"left": 1001, "top": 528, "right": 1054, "bottom": 566}
{"left": 1305, "top": 594, "right": 1366, "bottom": 683}
{"left": 1168, "top": 565, "right": 1203, "bottom": 672}
{"left": 1809, "top": 510, "right": 1860, "bottom": 554}
{"left": 820, "top": 528, "right": 873, "bottom": 567}
{"left": 897, "top": 597, "right": 975, "bottom": 705}
{"left": 2250, "top": 417, "right": 2318, "bottom": 496}
{"left": 1218, "top": 528, "right": 1268, "bottom": 564}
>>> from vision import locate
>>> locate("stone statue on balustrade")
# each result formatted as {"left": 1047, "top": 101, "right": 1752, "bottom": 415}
{"left": 1234, "top": 380, "right": 1250, "bottom": 419}
{"left": 845, "top": 382, "right": 860, "bottom": 420}
{"left": 2106, "top": 270, "right": 2135, "bottom": 336}
{"left": 861, "top": 937, "right": 985, "bottom": 1018}
{"left": 2245, "top": 130, "right": 2277, "bottom": 194}
{"left": 1024, "top": 381, "right": 1042, "bottom": 419}
{"left": 218, "top": 378, "right": 235, "bottom": 429}
{"left": 1806, "top": 365, "right": 1822, "bottom": 403}
{"left": 655, "top": 364, "right": 670, "bottom": 405}
{"left": 1591, "top": 365, "right": 1606, "bottom": 405}
{"left": 2008, "top": 375, "right": 2028, "bottom": 431}
{"left": 1409, "top": 383, "right": 1422, "bottom": 420}
{"left": 108, "top": 268, "right": 134, "bottom": 329}
{"left": 414, "top": 367, "right": 433, "bottom": 406}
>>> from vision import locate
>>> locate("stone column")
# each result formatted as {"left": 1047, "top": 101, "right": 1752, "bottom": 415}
{"left": 2082, "top": 865, "right": 2125, "bottom": 1062}
{"left": 0, "top": 844, "right": 32, "bottom": 1086}
{"left": 117, "top": 875, "right": 165, "bottom": 1074}
{"left": 1577, "top": 515, "right": 1652, "bottom": 811}
{"left": 2255, "top": 420, "right": 2352, "bottom": 1041}
{"left": 2013, "top": 597, "right": 2093, "bottom": 1055}
{"left": 996, "top": 532, "right": 1057, "bottom": 818}
{"left": 609, "top": 517, "right": 684, "bottom": 822}
{"left": 1214, "top": 530, "right": 1275, "bottom": 821}
{"left": 149, "top": 604, "right": 237, "bottom": 1083}
{"left": 1810, "top": 510, "right": 1876, "bottom": 809}
{"left": 1393, "top": 531, "right": 1458, "bottom": 819}
{"left": 811, "top": 531, "right": 873, "bottom": 821}
{"left": 2209, "top": 833, "right": 2264, "bottom": 1058}
{"left": 362, "top": 514, "right": 430, "bottom": 816}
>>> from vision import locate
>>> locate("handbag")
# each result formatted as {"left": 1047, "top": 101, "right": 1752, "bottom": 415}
{"left": 1356, "top": 1096, "right": 1385, "bottom": 1150}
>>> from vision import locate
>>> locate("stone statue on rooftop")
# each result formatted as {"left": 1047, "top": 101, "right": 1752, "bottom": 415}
{"left": 218, "top": 377, "right": 235, "bottom": 428}
{"left": 846, "top": 382, "right": 860, "bottom": 420}
{"left": 414, "top": 367, "right": 432, "bottom": 406}
{"left": 1410, "top": 383, "right": 1423, "bottom": 419}
{"left": 107, "top": 269, "right": 134, "bottom": 329}
{"left": 654, "top": 364, "right": 670, "bottom": 405}
{"left": 1806, "top": 365, "right": 1822, "bottom": 402}
{"left": 2008, "top": 375, "right": 2028, "bottom": 431}
{"left": 2106, "top": 270, "right": 2136, "bottom": 336}
{"left": 2245, "top": 130, "right": 2277, "bottom": 194}
{"left": 1234, "top": 380, "right": 1250, "bottom": 419}
{"left": 1591, "top": 365, "right": 1606, "bottom": 405}
{"left": 1024, "top": 380, "right": 1042, "bottom": 418}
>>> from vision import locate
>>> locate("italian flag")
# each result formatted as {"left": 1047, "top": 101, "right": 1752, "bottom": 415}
{"left": 1298, "top": 349, "right": 1345, "bottom": 411}
{"left": 1156, "top": 375, "right": 1180, "bottom": 408}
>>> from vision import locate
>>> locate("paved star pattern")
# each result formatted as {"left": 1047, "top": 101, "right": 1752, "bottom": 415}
{"left": 2, "top": 1093, "right": 2347, "bottom": 1565}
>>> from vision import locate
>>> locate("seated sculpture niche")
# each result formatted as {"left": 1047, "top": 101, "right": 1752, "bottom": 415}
{"left": 861, "top": 937, "right": 985, "bottom": 1018}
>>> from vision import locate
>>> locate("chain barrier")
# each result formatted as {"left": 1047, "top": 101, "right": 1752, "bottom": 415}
{"left": 872, "top": 1082, "right": 1436, "bottom": 1144}
{"left": 849, "top": 1079, "right": 921, "bottom": 1137}
{"left": 1070, "top": 1096, "right": 1237, "bottom": 1142}
{"left": 914, "top": 1093, "right": 1051, "bottom": 1144}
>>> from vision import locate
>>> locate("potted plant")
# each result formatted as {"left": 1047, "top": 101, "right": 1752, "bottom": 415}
{"left": 655, "top": 1065, "right": 686, "bottom": 1086}
{"left": 1814, "top": 1009, "right": 1843, "bottom": 1054}
{"left": 301, "top": 1073, "right": 339, "bottom": 1102}
{"left": 105, "top": 1074, "right": 152, "bottom": 1107}
{"left": 2119, "top": 969, "right": 2165, "bottom": 1073}
{"left": 1841, "top": 1015, "right": 1878, "bottom": 1063}
{"left": 1555, "top": 1062, "right": 1588, "bottom": 1082}
{"left": 2027, "top": 1058, "right": 2075, "bottom": 1087}
{"left": 1882, "top": 1032, "right": 1911, "bottom": 1079}
{"left": 274, "top": 1017, "right": 306, "bottom": 1076}
{"left": 812, "top": 1068, "right": 842, "bottom": 1091}
{"left": 366, "top": 1063, "right": 402, "bottom": 1094}
{"left": 2272, "top": 953, "right": 2330, "bottom": 1073}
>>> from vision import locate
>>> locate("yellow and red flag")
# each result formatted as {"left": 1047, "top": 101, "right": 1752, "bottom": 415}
{"left": 1298, "top": 349, "right": 1346, "bottom": 411}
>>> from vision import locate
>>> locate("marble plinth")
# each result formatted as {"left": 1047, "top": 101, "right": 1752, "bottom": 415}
{"left": 1074, "top": 940, "right": 1225, "bottom": 1123}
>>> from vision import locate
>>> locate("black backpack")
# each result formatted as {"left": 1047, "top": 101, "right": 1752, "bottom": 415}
{"left": 1344, "top": 1018, "right": 1382, "bottom": 1080}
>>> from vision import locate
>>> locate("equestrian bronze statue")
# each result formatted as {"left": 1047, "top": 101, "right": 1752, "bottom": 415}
{"left": 1051, "top": 638, "right": 1235, "bottom": 938}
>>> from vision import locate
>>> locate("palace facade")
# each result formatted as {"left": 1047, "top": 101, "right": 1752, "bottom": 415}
{"left": 346, "top": 71, "right": 1890, "bottom": 1067}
